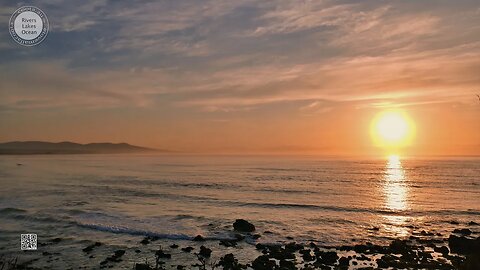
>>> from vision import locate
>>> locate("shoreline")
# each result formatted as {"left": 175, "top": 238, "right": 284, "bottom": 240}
{"left": 2, "top": 220, "right": 479, "bottom": 270}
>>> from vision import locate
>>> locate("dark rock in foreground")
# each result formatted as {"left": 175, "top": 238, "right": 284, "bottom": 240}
{"left": 233, "top": 219, "right": 255, "bottom": 232}
{"left": 135, "top": 263, "right": 152, "bottom": 270}
{"left": 199, "top": 246, "right": 212, "bottom": 258}
{"left": 448, "top": 235, "right": 480, "bottom": 255}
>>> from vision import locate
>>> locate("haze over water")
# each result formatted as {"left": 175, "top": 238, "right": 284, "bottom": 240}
{"left": 1, "top": 155, "right": 478, "bottom": 258}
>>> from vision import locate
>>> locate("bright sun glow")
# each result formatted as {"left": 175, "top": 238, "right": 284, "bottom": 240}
{"left": 371, "top": 110, "right": 415, "bottom": 149}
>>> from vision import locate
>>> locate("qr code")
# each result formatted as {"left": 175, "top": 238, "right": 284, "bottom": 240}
{"left": 20, "top": 234, "right": 37, "bottom": 250}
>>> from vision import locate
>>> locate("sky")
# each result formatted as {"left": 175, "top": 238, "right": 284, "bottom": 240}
{"left": 0, "top": 0, "right": 479, "bottom": 155}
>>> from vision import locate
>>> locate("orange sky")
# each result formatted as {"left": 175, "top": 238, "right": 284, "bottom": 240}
{"left": 0, "top": 1, "right": 479, "bottom": 155}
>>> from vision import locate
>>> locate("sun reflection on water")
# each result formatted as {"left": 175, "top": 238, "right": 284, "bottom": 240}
{"left": 382, "top": 154, "right": 410, "bottom": 236}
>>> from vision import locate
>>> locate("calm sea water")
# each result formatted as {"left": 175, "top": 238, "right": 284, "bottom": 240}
{"left": 0, "top": 154, "right": 479, "bottom": 268}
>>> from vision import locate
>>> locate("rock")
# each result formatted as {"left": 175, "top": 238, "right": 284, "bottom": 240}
{"left": 234, "top": 234, "right": 245, "bottom": 241}
{"left": 388, "top": 240, "right": 410, "bottom": 255}
{"left": 193, "top": 235, "right": 205, "bottom": 241}
{"left": 252, "top": 234, "right": 262, "bottom": 239}
{"left": 256, "top": 243, "right": 266, "bottom": 250}
{"left": 135, "top": 249, "right": 141, "bottom": 253}
{"left": 233, "top": 219, "right": 255, "bottom": 232}
{"left": 420, "top": 230, "right": 434, "bottom": 236}
{"left": 155, "top": 249, "right": 171, "bottom": 259}
{"left": 339, "top": 256, "right": 351, "bottom": 267}
{"left": 468, "top": 221, "right": 479, "bottom": 226}
{"left": 140, "top": 235, "right": 160, "bottom": 245}
{"left": 181, "top": 246, "right": 194, "bottom": 253}
{"left": 177, "top": 265, "right": 185, "bottom": 270}
{"left": 199, "top": 246, "right": 212, "bottom": 258}
{"left": 114, "top": 250, "right": 125, "bottom": 258}
{"left": 220, "top": 239, "right": 237, "bottom": 247}
{"left": 252, "top": 255, "right": 277, "bottom": 270}
{"left": 82, "top": 242, "right": 101, "bottom": 253}
{"left": 300, "top": 249, "right": 315, "bottom": 262}
{"left": 462, "top": 252, "right": 480, "bottom": 270}
{"left": 317, "top": 251, "right": 338, "bottom": 265}
{"left": 101, "top": 249, "right": 126, "bottom": 265}
{"left": 269, "top": 246, "right": 295, "bottom": 260}
{"left": 218, "top": 253, "right": 245, "bottom": 270}
{"left": 376, "top": 254, "right": 401, "bottom": 269}
{"left": 135, "top": 263, "right": 152, "bottom": 270}
{"left": 285, "top": 242, "right": 302, "bottom": 252}
{"left": 449, "top": 235, "right": 480, "bottom": 255}
{"left": 82, "top": 245, "right": 95, "bottom": 253}
{"left": 353, "top": 244, "right": 368, "bottom": 253}
{"left": 170, "top": 244, "right": 179, "bottom": 249}
{"left": 453, "top": 228, "right": 472, "bottom": 236}
{"left": 434, "top": 245, "right": 449, "bottom": 256}
{"left": 279, "top": 259, "right": 296, "bottom": 270}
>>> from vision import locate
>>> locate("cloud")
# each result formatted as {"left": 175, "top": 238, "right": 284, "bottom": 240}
{"left": 0, "top": 0, "right": 479, "bottom": 113}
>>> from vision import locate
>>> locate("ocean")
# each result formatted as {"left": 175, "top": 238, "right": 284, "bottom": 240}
{"left": 0, "top": 154, "right": 479, "bottom": 269}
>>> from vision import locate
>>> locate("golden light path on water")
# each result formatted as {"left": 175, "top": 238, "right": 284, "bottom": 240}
{"left": 382, "top": 154, "right": 410, "bottom": 237}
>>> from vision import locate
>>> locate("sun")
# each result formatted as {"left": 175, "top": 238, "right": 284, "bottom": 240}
{"left": 371, "top": 110, "right": 415, "bottom": 149}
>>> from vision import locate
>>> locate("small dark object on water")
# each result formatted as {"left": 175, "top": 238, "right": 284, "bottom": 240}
{"left": 170, "top": 244, "right": 179, "bottom": 249}
{"left": 233, "top": 219, "right": 255, "bottom": 232}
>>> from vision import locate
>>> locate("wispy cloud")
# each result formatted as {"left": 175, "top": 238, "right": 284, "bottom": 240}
{"left": 0, "top": 0, "right": 479, "bottom": 152}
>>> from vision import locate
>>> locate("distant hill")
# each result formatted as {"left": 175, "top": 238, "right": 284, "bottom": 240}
{"left": 0, "top": 141, "right": 163, "bottom": 155}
